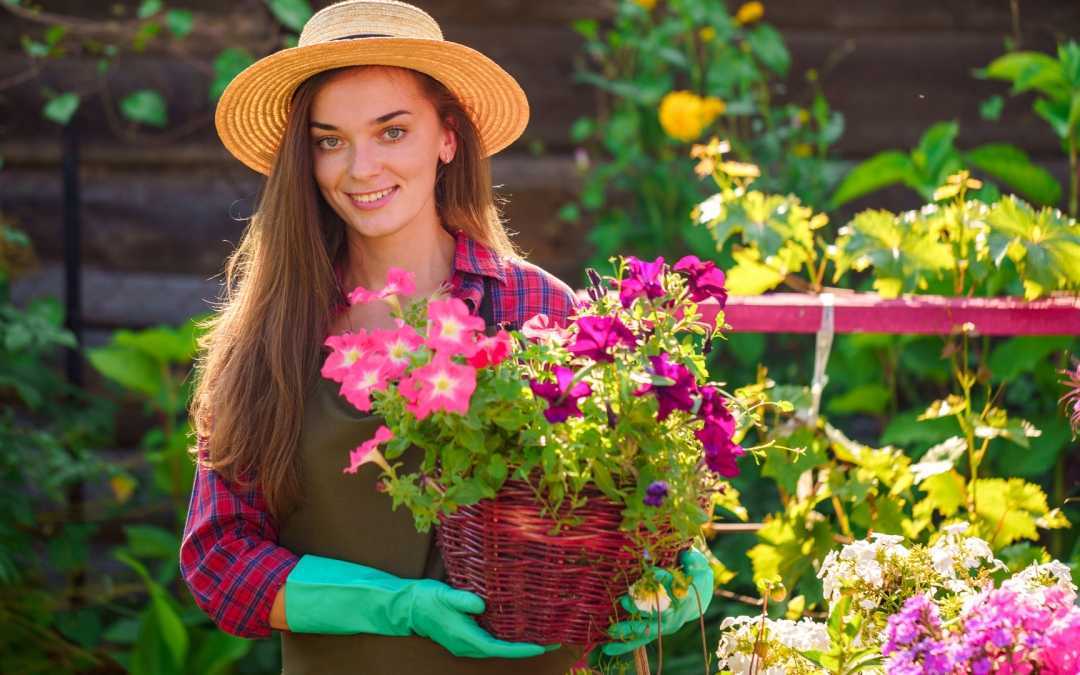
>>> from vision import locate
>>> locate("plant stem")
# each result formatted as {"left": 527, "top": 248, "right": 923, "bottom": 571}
{"left": 1069, "top": 135, "right": 1078, "bottom": 218}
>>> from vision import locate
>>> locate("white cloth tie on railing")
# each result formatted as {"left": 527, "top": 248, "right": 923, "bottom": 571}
{"left": 807, "top": 293, "right": 835, "bottom": 424}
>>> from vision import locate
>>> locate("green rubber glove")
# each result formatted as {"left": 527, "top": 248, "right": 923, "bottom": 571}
{"left": 601, "top": 548, "right": 715, "bottom": 657}
{"left": 285, "top": 555, "right": 554, "bottom": 659}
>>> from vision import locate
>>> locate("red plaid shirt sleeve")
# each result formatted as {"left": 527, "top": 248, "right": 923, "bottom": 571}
{"left": 179, "top": 437, "right": 299, "bottom": 638}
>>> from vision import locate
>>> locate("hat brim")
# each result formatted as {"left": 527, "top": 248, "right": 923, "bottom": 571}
{"left": 215, "top": 38, "right": 530, "bottom": 175}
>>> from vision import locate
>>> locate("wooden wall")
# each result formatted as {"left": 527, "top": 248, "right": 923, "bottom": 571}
{"left": 2, "top": 0, "right": 1078, "bottom": 335}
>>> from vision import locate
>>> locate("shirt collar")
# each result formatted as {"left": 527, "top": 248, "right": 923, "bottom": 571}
{"left": 450, "top": 228, "right": 506, "bottom": 284}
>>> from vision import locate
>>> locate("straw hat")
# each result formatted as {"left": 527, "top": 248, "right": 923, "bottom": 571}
{"left": 215, "top": 0, "right": 529, "bottom": 175}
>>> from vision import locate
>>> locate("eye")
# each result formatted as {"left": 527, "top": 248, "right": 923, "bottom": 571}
{"left": 315, "top": 136, "right": 342, "bottom": 150}
{"left": 383, "top": 126, "right": 406, "bottom": 142}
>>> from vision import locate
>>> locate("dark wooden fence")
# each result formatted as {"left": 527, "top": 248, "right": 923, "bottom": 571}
{"left": 2, "top": 0, "right": 1078, "bottom": 336}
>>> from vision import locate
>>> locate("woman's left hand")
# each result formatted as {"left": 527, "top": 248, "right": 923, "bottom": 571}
{"left": 601, "top": 548, "right": 715, "bottom": 656}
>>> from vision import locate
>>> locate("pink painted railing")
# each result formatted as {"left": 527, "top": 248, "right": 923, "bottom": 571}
{"left": 698, "top": 293, "right": 1080, "bottom": 336}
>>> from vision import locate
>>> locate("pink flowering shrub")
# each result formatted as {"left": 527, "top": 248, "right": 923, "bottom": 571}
{"left": 324, "top": 257, "right": 757, "bottom": 539}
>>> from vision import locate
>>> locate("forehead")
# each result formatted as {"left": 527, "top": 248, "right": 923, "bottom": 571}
{"left": 311, "top": 66, "right": 432, "bottom": 120}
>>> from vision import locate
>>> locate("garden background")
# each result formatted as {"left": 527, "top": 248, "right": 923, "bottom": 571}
{"left": 1, "top": 0, "right": 1079, "bottom": 673}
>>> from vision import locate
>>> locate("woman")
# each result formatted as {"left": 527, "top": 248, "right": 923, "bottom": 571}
{"left": 180, "top": 2, "right": 711, "bottom": 673}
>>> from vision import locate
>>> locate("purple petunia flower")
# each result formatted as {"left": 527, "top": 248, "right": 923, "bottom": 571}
{"left": 644, "top": 481, "right": 669, "bottom": 507}
{"left": 696, "top": 386, "right": 744, "bottom": 477}
{"left": 529, "top": 365, "right": 592, "bottom": 423}
{"left": 619, "top": 256, "right": 666, "bottom": 307}
{"left": 568, "top": 316, "right": 637, "bottom": 363}
{"left": 673, "top": 255, "right": 729, "bottom": 306}
{"left": 634, "top": 353, "right": 698, "bottom": 420}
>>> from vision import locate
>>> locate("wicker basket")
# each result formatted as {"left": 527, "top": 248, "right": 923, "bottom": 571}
{"left": 435, "top": 478, "right": 680, "bottom": 647}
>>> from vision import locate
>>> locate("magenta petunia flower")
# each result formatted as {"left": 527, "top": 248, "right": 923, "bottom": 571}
{"left": 343, "top": 425, "right": 394, "bottom": 475}
{"left": 399, "top": 353, "right": 477, "bottom": 420}
{"left": 634, "top": 353, "right": 698, "bottom": 420}
{"left": 673, "top": 255, "right": 728, "bottom": 306}
{"left": 368, "top": 324, "right": 425, "bottom": 379}
{"left": 348, "top": 267, "right": 417, "bottom": 305}
{"left": 529, "top": 365, "right": 592, "bottom": 423}
{"left": 467, "top": 330, "right": 513, "bottom": 369}
{"left": 322, "top": 331, "right": 371, "bottom": 383}
{"left": 618, "top": 256, "right": 666, "bottom": 307}
{"left": 426, "top": 298, "right": 485, "bottom": 356}
{"left": 568, "top": 316, "right": 637, "bottom": 363}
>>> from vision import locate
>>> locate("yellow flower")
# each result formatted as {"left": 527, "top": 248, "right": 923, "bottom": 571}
{"left": 658, "top": 91, "right": 726, "bottom": 143}
{"left": 698, "top": 26, "right": 716, "bottom": 42}
{"left": 792, "top": 142, "right": 814, "bottom": 157}
{"left": 734, "top": 1, "right": 764, "bottom": 25}
{"left": 633, "top": 0, "right": 658, "bottom": 10}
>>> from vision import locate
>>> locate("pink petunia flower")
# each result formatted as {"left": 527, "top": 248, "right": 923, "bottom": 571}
{"left": 530, "top": 365, "right": 592, "bottom": 423}
{"left": 521, "top": 313, "right": 571, "bottom": 345}
{"left": 369, "top": 324, "right": 425, "bottom": 379}
{"left": 343, "top": 425, "right": 394, "bottom": 475}
{"left": 339, "top": 355, "right": 391, "bottom": 412}
{"left": 322, "top": 331, "right": 370, "bottom": 383}
{"left": 468, "top": 330, "right": 513, "bottom": 369}
{"left": 568, "top": 316, "right": 637, "bottom": 363}
{"left": 347, "top": 267, "right": 417, "bottom": 305}
{"left": 673, "top": 255, "right": 728, "bottom": 306}
{"left": 400, "top": 353, "right": 477, "bottom": 420}
{"left": 426, "top": 298, "right": 485, "bottom": 355}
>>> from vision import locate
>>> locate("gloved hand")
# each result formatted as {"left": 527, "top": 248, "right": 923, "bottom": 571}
{"left": 285, "top": 555, "right": 555, "bottom": 659}
{"left": 601, "top": 548, "right": 715, "bottom": 656}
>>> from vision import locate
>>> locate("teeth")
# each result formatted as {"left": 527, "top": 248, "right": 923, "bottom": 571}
{"left": 350, "top": 187, "right": 394, "bottom": 203}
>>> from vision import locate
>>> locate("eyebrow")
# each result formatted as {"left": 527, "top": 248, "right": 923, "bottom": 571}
{"left": 310, "top": 109, "right": 412, "bottom": 131}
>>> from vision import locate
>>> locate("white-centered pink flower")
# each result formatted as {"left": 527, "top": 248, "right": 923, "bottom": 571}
{"left": 369, "top": 324, "right": 425, "bottom": 379}
{"left": 322, "top": 331, "right": 370, "bottom": 383}
{"left": 347, "top": 267, "right": 417, "bottom": 305}
{"left": 521, "top": 313, "right": 570, "bottom": 345}
{"left": 400, "top": 353, "right": 476, "bottom": 419}
{"left": 343, "top": 425, "right": 394, "bottom": 474}
{"left": 426, "top": 298, "right": 484, "bottom": 355}
{"left": 467, "top": 330, "right": 513, "bottom": 368}
{"left": 339, "top": 355, "right": 390, "bottom": 412}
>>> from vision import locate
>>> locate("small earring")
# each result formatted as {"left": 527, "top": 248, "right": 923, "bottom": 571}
{"left": 440, "top": 152, "right": 453, "bottom": 164}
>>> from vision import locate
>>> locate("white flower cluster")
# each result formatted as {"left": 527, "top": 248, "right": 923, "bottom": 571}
{"left": 817, "top": 532, "right": 910, "bottom": 610}
{"left": 715, "top": 615, "right": 829, "bottom": 675}
{"left": 816, "top": 524, "right": 1004, "bottom": 612}
{"left": 1001, "top": 559, "right": 1078, "bottom": 602}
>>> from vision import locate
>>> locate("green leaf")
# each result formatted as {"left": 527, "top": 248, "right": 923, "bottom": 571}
{"left": 724, "top": 250, "right": 785, "bottom": 296}
{"left": 980, "top": 95, "right": 1004, "bottom": 121}
{"left": 964, "top": 144, "right": 1062, "bottom": 206}
{"left": 825, "top": 383, "right": 892, "bottom": 415}
{"left": 1033, "top": 97, "right": 1073, "bottom": 140}
{"left": 120, "top": 90, "right": 168, "bottom": 128}
{"left": 124, "top": 525, "right": 179, "bottom": 559}
{"left": 917, "top": 469, "right": 965, "bottom": 518}
{"left": 983, "top": 51, "right": 1069, "bottom": 99}
{"left": 746, "top": 24, "right": 789, "bottom": 76}
{"left": 881, "top": 410, "right": 959, "bottom": 448}
{"left": 165, "top": 9, "right": 194, "bottom": 38}
{"left": 761, "top": 431, "right": 827, "bottom": 495}
{"left": 972, "top": 477, "right": 1051, "bottom": 547}
{"left": 986, "top": 196, "right": 1080, "bottom": 298}
{"left": 834, "top": 209, "right": 953, "bottom": 297}
{"left": 186, "top": 630, "right": 252, "bottom": 675}
{"left": 114, "top": 324, "right": 198, "bottom": 364}
{"left": 129, "top": 588, "right": 188, "bottom": 675}
{"left": 830, "top": 151, "right": 915, "bottom": 208}
{"left": 992, "top": 414, "right": 1071, "bottom": 478}
{"left": 988, "top": 336, "right": 1073, "bottom": 382}
{"left": 210, "top": 48, "right": 255, "bottom": 101}
{"left": 913, "top": 121, "right": 960, "bottom": 181}
{"left": 570, "top": 19, "right": 598, "bottom": 41}
{"left": 137, "top": 0, "right": 162, "bottom": 19}
{"left": 43, "top": 92, "right": 81, "bottom": 125}
{"left": 265, "top": 0, "right": 313, "bottom": 32}
{"left": 570, "top": 116, "right": 595, "bottom": 143}
{"left": 54, "top": 608, "right": 103, "bottom": 649}
{"left": 87, "top": 345, "right": 164, "bottom": 397}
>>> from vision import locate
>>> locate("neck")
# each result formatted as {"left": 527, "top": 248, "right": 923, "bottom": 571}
{"left": 343, "top": 220, "right": 457, "bottom": 299}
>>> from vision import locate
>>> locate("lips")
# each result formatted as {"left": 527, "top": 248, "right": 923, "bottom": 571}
{"left": 347, "top": 186, "right": 398, "bottom": 210}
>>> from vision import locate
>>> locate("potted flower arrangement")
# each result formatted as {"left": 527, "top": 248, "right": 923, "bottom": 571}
{"left": 322, "top": 255, "right": 747, "bottom": 647}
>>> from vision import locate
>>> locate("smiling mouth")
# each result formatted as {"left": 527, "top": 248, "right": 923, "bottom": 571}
{"left": 348, "top": 187, "right": 397, "bottom": 204}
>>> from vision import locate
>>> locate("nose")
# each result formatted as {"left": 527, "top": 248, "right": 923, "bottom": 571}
{"left": 348, "top": 142, "right": 382, "bottom": 182}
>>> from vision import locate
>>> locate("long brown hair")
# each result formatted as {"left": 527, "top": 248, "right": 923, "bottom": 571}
{"left": 191, "top": 66, "right": 515, "bottom": 518}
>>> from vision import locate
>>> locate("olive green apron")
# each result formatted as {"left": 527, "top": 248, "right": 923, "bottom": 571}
{"left": 277, "top": 291, "right": 582, "bottom": 674}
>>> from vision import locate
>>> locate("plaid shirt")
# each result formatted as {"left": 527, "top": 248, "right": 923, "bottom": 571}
{"left": 180, "top": 230, "right": 578, "bottom": 638}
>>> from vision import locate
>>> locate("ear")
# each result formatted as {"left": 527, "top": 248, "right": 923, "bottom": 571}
{"left": 439, "top": 118, "right": 458, "bottom": 164}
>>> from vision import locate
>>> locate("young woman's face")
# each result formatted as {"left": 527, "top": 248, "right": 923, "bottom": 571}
{"left": 309, "top": 67, "right": 455, "bottom": 241}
